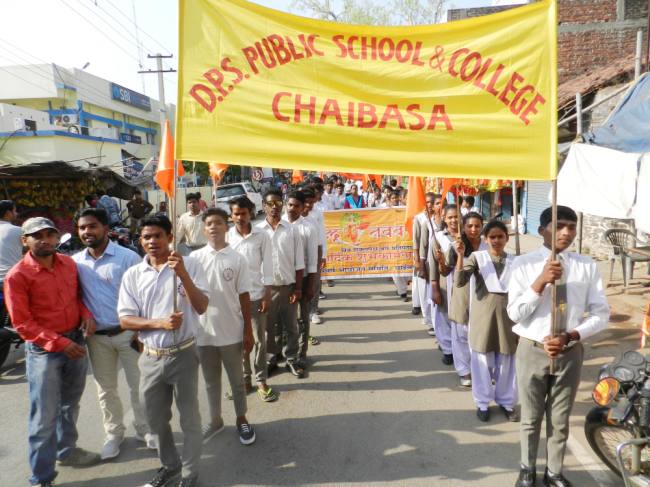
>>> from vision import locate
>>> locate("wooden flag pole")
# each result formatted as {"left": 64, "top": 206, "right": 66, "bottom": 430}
{"left": 171, "top": 144, "right": 179, "bottom": 344}
{"left": 550, "top": 179, "right": 558, "bottom": 374}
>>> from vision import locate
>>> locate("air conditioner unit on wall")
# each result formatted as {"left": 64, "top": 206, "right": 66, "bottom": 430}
{"left": 60, "top": 113, "right": 78, "bottom": 125}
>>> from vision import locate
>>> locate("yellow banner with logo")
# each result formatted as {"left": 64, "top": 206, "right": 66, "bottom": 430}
{"left": 323, "top": 208, "right": 412, "bottom": 279}
{"left": 177, "top": 0, "right": 557, "bottom": 179}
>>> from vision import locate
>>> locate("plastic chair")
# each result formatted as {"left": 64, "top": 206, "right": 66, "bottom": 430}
{"left": 603, "top": 229, "right": 650, "bottom": 288}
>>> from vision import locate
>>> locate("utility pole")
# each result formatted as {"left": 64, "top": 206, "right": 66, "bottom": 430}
{"left": 138, "top": 54, "right": 176, "bottom": 128}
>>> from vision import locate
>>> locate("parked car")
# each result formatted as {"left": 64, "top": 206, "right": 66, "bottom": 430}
{"left": 213, "top": 181, "right": 263, "bottom": 215}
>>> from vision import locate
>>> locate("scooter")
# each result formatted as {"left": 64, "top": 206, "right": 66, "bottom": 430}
{"left": 585, "top": 350, "right": 650, "bottom": 486}
{"left": 0, "top": 234, "right": 73, "bottom": 369}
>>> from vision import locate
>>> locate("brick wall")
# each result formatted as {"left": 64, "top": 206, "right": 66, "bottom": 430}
{"left": 558, "top": 0, "right": 618, "bottom": 23}
{"left": 558, "top": 27, "right": 643, "bottom": 82}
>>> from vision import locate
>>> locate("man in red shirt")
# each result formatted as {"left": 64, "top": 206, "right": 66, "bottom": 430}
{"left": 4, "top": 217, "right": 100, "bottom": 487}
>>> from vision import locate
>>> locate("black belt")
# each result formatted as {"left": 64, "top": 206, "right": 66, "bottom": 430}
{"left": 95, "top": 327, "right": 125, "bottom": 337}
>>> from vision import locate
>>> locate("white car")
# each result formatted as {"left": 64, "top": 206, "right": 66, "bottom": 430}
{"left": 214, "top": 181, "right": 264, "bottom": 215}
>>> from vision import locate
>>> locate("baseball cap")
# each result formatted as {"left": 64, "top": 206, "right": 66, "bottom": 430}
{"left": 21, "top": 217, "right": 59, "bottom": 236}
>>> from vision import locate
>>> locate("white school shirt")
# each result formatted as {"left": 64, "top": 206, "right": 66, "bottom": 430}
{"left": 306, "top": 207, "right": 328, "bottom": 259}
{"left": 256, "top": 218, "right": 305, "bottom": 286}
{"left": 117, "top": 255, "right": 210, "bottom": 348}
{"left": 191, "top": 244, "right": 251, "bottom": 347}
{"left": 226, "top": 225, "right": 273, "bottom": 301}
{"left": 333, "top": 194, "right": 345, "bottom": 210}
{"left": 177, "top": 211, "right": 207, "bottom": 247}
{"left": 283, "top": 215, "right": 318, "bottom": 274}
{"left": 320, "top": 193, "right": 334, "bottom": 211}
{"left": 507, "top": 245, "right": 610, "bottom": 343}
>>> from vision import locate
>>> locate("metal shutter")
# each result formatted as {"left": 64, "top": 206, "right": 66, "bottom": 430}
{"left": 525, "top": 181, "right": 551, "bottom": 234}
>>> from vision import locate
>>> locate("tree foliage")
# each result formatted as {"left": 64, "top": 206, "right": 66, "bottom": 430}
{"left": 290, "top": 0, "right": 446, "bottom": 25}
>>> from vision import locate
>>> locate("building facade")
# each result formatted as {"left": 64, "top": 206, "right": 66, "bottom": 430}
{"left": 0, "top": 63, "right": 173, "bottom": 181}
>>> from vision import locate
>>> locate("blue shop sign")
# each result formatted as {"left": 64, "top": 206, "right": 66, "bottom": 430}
{"left": 111, "top": 83, "right": 151, "bottom": 111}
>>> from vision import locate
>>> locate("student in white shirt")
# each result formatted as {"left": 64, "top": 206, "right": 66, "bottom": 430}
{"left": 333, "top": 184, "right": 346, "bottom": 210}
{"left": 302, "top": 185, "right": 327, "bottom": 323}
{"left": 283, "top": 191, "right": 318, "bottom": 365}
{"left": 177, "top": 193, "right": 207, "bottom": 255}
{"left": 257, "top": 189, "right": 305, "bottom": 379}
{"left": 227, "top": 196, "right": 277, "bottom": 402}
{"left": 507, "top": 206, "right": 609, "bottom": 487}
{"left": 321, "top": 179, "right": 335, "bottom": 211}
{"left": 118, "top": 215, "right": 209, "bottom": 487}
{"left": 191, "top": 208, "right": 256, "bottom": 446}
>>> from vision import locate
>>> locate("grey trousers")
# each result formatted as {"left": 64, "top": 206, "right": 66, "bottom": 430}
{"left": 516, "top": 338, "right": 583, "bottom": 475}
{"left": 199, "top": 343, "right": 247, "bottom": 420}
{"left": 266, "top": 284, "right": 299, "bottom": 363}
{"left": 243, "top": 299, "right": 268, "bottom": 385}
{"left": 139, "top": 346, "right": 202, "bottom": 479}
{"left": 298, "top": 281, "right": 312, "bottom": 359}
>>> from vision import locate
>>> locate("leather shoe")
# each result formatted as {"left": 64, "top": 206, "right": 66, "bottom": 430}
{"left": 514, "top": 466, "right": 536, "bottom": 487}
{"left": 476, "top": 408, "right": 490, "bottom": 422}
{"left": 543, "top": 469, "right": 572, "bottom": 487}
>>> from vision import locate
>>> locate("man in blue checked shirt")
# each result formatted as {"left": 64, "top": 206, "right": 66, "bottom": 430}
{"left": 72, "top": 208, "right": 157, "bottom": 461}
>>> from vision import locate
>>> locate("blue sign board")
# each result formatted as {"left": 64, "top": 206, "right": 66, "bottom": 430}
{"left": 123, "top": 160, "right": 144, "bottom": 180}
{"left": 111, "top": 83, "right": 151, "bottom": 112}
{"left": 120, "top": 133, "right": 142, "bottom": 144}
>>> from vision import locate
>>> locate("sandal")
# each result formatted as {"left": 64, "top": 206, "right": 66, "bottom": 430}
{"left": 309, "top": 336, "right": 320, "bottom": 345}
{"left": 257, "top": 386, "right": 279, "bottom": 402}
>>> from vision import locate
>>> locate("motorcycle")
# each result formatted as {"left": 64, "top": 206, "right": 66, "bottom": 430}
{"left": 585, "top": 350, "right": 650, "bottom": 486}
{"left": 0, "top": 233, "right": 74, "bottom": 369}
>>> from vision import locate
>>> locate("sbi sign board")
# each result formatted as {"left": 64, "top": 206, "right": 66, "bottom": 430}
{"left": 111, "top": 83, "right": 151, "bottom": 112}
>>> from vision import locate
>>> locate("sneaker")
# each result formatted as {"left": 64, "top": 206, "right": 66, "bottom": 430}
{"left": 285, "top": 361, "right": 305, "bottom": 378}
{"left": 308, "top": 335, "right": 320, "bottom": 345}
{"left": 257, "top": 386, "right": 279, "bottom": 402}
{"left": 202, "top": 418, "right": 225, "bottom": 443}
{"left": 319, "top": 292, "right": 327, "bottom": 299}
{"left": 57, "top": 447, "right": 100, "bottom": 467}
{"left": 477, "top": 408, "right": 490, "bottom": 422}
{"left": 100, "top": 434, "right": 124, "bottom": 460}
{"left": 177, "top": 476, "right": 199, "bottom": 487}
{"left": 310, "top": 314, "right": 322, "bottom": 325}
{"left": 441, "top": 354, "right": 454, "bottom": 366}
{"left": 141, "top": 465, "right": 181, "bottom": 487}
{"left": 144, "top": 433, "right": 159, "bottom": 451}
{"left": 459, "top": 374, "right": 472, "bottom": 388}
{"left": 427, "top": 328, "right": 436, "bottom": 336}
{"left": 500, "top": 406, "right": 520, "bottom": 422}
{"left": 412, "top": 306, "right": 421, "bottom": 315}
{"left": 237, "top": 422, "right": 256, "bottom": 445}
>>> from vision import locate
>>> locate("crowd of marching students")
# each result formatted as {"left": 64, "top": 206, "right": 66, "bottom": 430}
{"left": 1, "top": 173, "right": 611, "bottom": 487}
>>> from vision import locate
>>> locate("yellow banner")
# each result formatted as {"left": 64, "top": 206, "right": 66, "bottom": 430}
{"left": 177, "top": 0, "right": 557, "bottom": 179}
{"left": 323, "top": 208, "right": 412, "bottom": 279}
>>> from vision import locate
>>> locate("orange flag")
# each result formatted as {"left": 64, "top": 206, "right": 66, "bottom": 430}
{"left": 440, "top": 178, "right": 462, "bottom": 204}
{"left": 154, "top": 120, "right": 184, "bottom": 198}
{"left": 404, "top": 176, "right": 426, "bottom": 236}
{"left": 291, "top": 169, "right": 304, "bottom": 184}
{"left": 208, "top": 162, "right": 228, "bottom": 184}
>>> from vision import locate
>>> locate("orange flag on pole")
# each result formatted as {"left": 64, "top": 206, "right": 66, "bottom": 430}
{"left": 404, "top": 176, "right": 426, "bottom": 236}
{"left": 208, "top": 162, "right": 228, "bottom": 184}
{"left": 155, "top": 120, "right": 184, "bottom": 198}
{"left": 291, "top": 169, "right": 304, "bottom": 184}
{"left": 440, "top": 178, "right": 462, "bottom": 204}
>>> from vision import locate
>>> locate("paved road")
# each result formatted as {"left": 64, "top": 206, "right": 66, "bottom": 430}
{"left": 0, "top": 278, "right": 622, "bottom": 486}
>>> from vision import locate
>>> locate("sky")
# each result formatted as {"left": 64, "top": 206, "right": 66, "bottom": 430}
{"left": 0, "top": 0, "right": 493, "bottom": 105}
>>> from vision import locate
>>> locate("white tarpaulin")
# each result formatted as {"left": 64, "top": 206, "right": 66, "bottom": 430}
{"left": 556, "top": 143, "right": 641, "bottom": 219}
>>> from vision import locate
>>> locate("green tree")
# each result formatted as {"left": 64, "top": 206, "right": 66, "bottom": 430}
{"left": 290, "top": 0, "right": 446, "bottom": 25}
